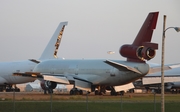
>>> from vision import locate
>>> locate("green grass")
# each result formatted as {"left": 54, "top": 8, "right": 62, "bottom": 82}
{"left": 1, "top": 93, "right": 180, "bottom": 112}
{"left": 1, "top": 102, "right": 180, "bottom": 112}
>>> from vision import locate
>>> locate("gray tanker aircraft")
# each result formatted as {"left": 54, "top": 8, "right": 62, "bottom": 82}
{"left": 15, "top": 12, "right": 174, "bottom": 95}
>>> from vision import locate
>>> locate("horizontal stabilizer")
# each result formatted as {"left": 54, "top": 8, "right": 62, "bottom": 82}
{"left": 29, "top": 59, "right": 40, "bottom": 63}
{"left": 148, "top": 63, "right": 180, "bottom": 74}
{"left": 43, "top": 75, "right": 69, "bottom": 84}
{"left": 114, "top": 83, "right": 134, "bottom": 92}
{"left": 104, "top": 60, "right": 142, "bottom": 74}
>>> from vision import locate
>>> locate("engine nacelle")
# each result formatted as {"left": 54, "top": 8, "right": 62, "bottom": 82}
{"left": 40, "top": 80, "right": 57, "bottom": 90}
{"left": 119, "top": 42, "right": 158, "bottom": 62}
{"left": 141, "top": 47, "right": 156, "bottom": 60}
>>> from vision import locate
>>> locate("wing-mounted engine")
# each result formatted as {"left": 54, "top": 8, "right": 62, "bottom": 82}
{"left": 40, "top": 80, "right": 57, "bottom": 93}
{"left": 119, "top": 42, "right": 158, "bottom": 62}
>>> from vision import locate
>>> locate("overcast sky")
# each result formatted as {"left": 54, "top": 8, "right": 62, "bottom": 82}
{"left": 0, "top": 0, "right": 180, "bottom": 64}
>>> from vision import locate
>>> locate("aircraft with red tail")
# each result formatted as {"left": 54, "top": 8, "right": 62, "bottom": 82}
{"left": 14, "top": 12, "right": 176, "bottom": 95}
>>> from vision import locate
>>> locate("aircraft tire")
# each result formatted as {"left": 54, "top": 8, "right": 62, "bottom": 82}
{"left": 120, "top": 91, "right": 125, "bottom": 96}
{"left": 15, "top": 88, "right": 20, "bottom": 92}
{"left": 48, "top": 89, "right": 53, "bottom": 94}
{"left": 110, "top": 91, "right": 117, "bottom": 96}
{"left": 79, "top": 90, "right": 83, "bottom": 95}
{"left": 70, "top": 90, "right": 74, "bottom": 95}
{"left": 95, "top": 90, "right": 99, "bottom": 95}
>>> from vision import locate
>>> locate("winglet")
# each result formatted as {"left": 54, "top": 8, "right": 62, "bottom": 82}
{"left": 39, "top": 22, "right": 68, "bottom": 60}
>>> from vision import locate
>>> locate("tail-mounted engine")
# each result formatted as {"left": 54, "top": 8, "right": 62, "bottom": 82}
{"left": 119, "top": 42, "right": 158, "bottom": 62}
{"left": 40, "top": 80, "right": 57, "bottom": 90}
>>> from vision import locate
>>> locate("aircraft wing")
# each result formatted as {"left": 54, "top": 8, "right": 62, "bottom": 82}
{"left": 13, "top": 72, "right": 42, "bottom": 78}
{"left": 43, "top": 73, "right": 92, "bottom": 91}
{"left": 114, "top": 83, "right": 134, "bottom": 92}
{"left": 13, "top": 72, "right": 92, "bottom": 91}
{"left": 13, "top": 72, "right": 70, "bottom": 83}
{"left": 43, "top": 75, "right": 69, "bottom": 84}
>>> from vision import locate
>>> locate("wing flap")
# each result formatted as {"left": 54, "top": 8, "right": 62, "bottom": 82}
{"left": 14, "top": 72, "right": 91, "bottom": 90}
{"left": 114, "top": 83, "right": 134, "bottom": 92}
{"left": 74, "top": 79, "right": 92, "bottom": 92}
{"left": 13, "top": 72, "right": 42, "bottom": 78}
{"left": 43, "top": 75, "right": 70, "bottom": 84}
{"left": 104, "top": 60, "right": 142, "bottom": 74}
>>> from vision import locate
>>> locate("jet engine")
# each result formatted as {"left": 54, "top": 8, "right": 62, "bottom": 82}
{"left": 119, "top": 42, "right": 158, "bottom": 62}
{"left": 40, "top": 80, "right": 57, "bottom": 90}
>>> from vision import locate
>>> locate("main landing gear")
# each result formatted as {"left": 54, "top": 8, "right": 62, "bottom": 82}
{"left": 70, "top": 88, "right": 83, "bottom": 95}
{"left": 43, "top": 89, "right": 54, "bottom": 94}
{"left": 94, "top": 86, "right": 124, "bottom": 96}
{"left": 94, "top": 86, "right": 106, "bottom": 95}
{"left": 0, "top": 85, "right": 20, "bottom": 92}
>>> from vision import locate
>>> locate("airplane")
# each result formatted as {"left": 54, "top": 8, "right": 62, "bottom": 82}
{"left": 16, "top": 12, "right": 180, "bottom": 96}
{"left": 133, "top": 66, "right": 180, "bottom": 93}
{"left": 0, "top": 21, "right": 68, "bottom": 92}
{"left": 14, "top": 12, "right": 163, "bottom": 95}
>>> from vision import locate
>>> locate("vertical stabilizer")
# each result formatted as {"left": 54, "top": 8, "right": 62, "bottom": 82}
{"left": 39, "top": 22, "right": 68, "bottom": 60}
{"left": 132, "top": 12, "right": 159, "bottom": 46}
{"left": 119, "top": 12, "right": 159, "bottom": 63}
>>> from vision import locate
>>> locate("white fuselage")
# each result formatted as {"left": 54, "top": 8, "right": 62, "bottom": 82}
{"left": 33, "top": 59, "right": 149, "bottom": 86}
{"left": 0, "top": 60, "right": 36, "bottom": 85}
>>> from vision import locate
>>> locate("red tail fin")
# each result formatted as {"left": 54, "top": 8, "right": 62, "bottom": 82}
{"left": 119, "top": 12, "right": 159, "bottom": 63}
{"left": 133, "top": 12, "right": 159, "bottom": 46}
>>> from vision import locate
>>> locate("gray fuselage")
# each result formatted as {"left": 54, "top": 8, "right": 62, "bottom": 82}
{"left": 33, "top": 59, "right": 149, "bottom": 86}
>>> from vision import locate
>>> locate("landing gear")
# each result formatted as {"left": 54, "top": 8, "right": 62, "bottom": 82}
{"left": 44, "top": 90, "right": 47, "bottom": 94}
{"left": 0, "top": 85, "right": 20, "bottom": 92}
{"left": 94, "top": 90, "right": 106, "bottom": 95}
{"left": 94, "top": 86, "right": 125, "bottom": 96}
{"left": 69, "top": 82, "right": 83, "bottom": 95}
{"left": 129, "top": 89, "right": 134, "bottom": 93}
{"left": 48, "top": 89, "right": 54, "bottom": 94}
{"left": 110, "top": 90, "right": 117, "bottom": 96}
{"left": 110, "top": 90, "right": 124, "bottom": 96}
{"left": 0, "top": 87, "right": 3, "bottom": 92}
{"left": 70, "top": 88, "right": 83, "bottom": 95}
{"left": 119, "top": 91, "right": 125, "bottom": 96}
{"left": 94, "top": 86, "right": 106, "bottom": 95}
{"left": 95, "top": 90, "right": 100, "bottom": 95}
{"left": 44, "top": 89, "right": 54, "bottom": 94}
